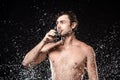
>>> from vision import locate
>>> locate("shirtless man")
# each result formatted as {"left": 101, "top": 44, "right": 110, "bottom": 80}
{"left": 22, "top": 11, "right": 98, "bottom": 80}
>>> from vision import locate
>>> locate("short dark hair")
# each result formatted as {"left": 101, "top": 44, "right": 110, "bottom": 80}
{"left": 55, "top": 11, "right": 78, "bottom": 31}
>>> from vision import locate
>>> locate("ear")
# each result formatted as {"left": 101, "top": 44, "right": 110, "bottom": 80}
{"left": 71, "top": 22, "right": 77, "bottom": 30}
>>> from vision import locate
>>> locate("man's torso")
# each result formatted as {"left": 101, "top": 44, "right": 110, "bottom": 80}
{"left": 48, "top": 42, "right": 88, "bottom": 80}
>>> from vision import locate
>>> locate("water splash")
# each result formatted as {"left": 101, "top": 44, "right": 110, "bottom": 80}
{"left": 0, "top": 5, "right": 120, "bottom": 79}
{"left": 1, "top": 22, "right": 119, "bottom": 80}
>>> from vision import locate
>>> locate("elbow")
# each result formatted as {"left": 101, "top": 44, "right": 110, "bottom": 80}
{"left": 22, "top": 61, "right": 29, "bottom": 67}
{"left": 22, "top": 61, "right": 37, "bottom": 68}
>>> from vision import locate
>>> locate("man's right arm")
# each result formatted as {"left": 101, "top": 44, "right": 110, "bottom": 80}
{"left": 22, "top": 29, "right": 62, "bottom": 67}
{"left": 22, "top": 39, "right": 46, "bottom": 67}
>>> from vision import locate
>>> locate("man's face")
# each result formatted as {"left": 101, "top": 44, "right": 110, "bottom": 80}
{"left": 56, "top": 15, "right": 73, "bottom": 36}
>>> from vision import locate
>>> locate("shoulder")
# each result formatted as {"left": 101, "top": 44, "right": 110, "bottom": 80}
{"left": 75, "top": 40, "right": 94, "bottom": 55}
{"left": 75, "top": 40, "right": 92, "bottom": 49}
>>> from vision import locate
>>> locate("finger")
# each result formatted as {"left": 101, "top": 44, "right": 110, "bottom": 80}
{"left": 48, "top": 32, "right": 56, "bottom": 37}
{"left": 48, "top": 34, "right": 55, "bottom": 38}
{"left": 48, "top": 36, "right": 54, "bottom": 40}
{"left": 50, "top": 29, "right": 56, "bottom": 33}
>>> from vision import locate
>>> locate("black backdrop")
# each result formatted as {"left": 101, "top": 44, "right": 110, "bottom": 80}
{"left": 0, "top": 0, "right": 120, "bottom": 80}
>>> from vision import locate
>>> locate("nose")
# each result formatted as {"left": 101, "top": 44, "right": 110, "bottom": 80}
{"left": 57, "top": 23, "right": 61, "bottom": 30}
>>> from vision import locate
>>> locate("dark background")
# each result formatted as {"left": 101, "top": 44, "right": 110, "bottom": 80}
{"left": 0, "top": 0, "right": 120, "bottom": 80}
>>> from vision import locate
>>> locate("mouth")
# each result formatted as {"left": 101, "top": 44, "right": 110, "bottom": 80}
{"left": 57, "top": 29, "right": 62, "bottom": 34}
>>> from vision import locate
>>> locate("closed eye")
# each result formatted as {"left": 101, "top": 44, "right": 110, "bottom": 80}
{"left": 60, "top": 20, "right": 66, "bottom": 24}
{"left": 56, "top": 20, "right": 66, "bottom": 25}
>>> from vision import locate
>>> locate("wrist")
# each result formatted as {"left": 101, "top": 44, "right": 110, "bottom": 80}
{"left": 42, "top": 38, "right": 47, "bottom": 44}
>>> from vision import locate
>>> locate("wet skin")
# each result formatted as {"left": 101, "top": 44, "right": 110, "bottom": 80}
{"left": 48, "top": 40, "right": 90, "bottom": 80}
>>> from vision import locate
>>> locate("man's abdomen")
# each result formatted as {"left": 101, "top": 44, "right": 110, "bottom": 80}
{"left": 51, "top": 66, "right": 85, "bottom": 80}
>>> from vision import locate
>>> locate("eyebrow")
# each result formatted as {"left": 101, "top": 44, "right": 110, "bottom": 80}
{"left": 56, "top": 20, "right": 66, "bottom": 23}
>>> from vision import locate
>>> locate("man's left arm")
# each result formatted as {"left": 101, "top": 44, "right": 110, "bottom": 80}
{"left": 87, "top": 47, "right": 98, "bottom": 80}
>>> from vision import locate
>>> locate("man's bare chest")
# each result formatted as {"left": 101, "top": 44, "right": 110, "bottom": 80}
{"left": 49, "top": 47, "right": 87, "bottom": 68}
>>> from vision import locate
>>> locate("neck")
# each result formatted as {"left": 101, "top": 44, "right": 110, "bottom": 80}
{"left": 62, "top": 32, "right": 76, "bottom": 46}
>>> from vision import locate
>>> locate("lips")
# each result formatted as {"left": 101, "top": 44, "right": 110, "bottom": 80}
{"left": 57, "top": 29, "right": 62, "bottom": 34}
{"left": 57, "top": 29, "right": 62, "bottom": 33}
